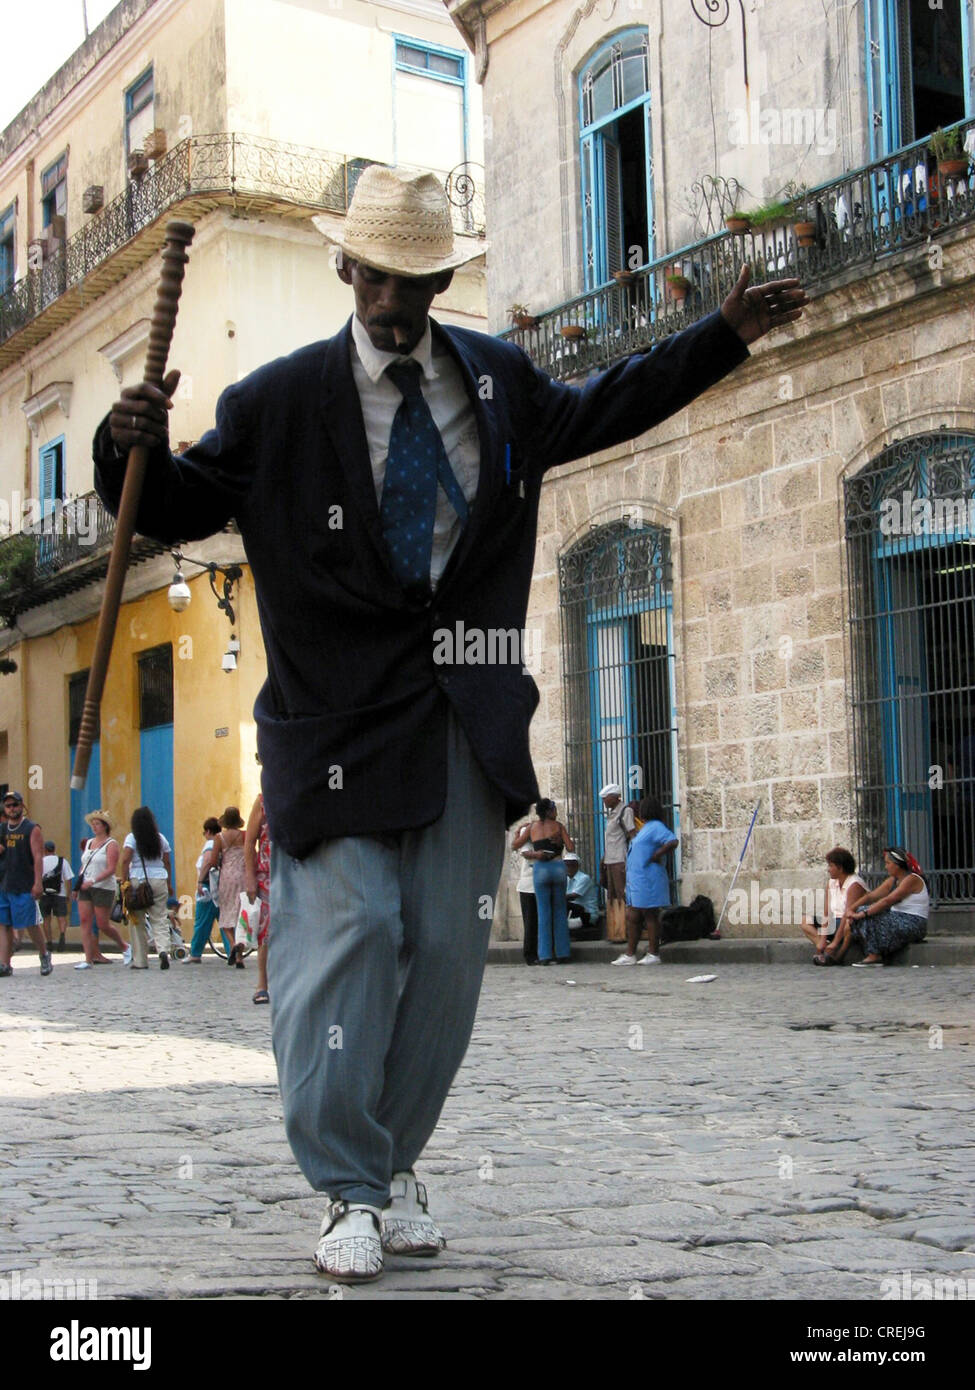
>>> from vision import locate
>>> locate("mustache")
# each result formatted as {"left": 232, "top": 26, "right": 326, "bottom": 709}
{"left": 369, "top": 314, "right": 412, "bottom": 330}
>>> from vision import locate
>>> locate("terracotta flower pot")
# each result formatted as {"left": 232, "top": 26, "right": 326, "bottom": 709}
{"left": 938, "top": 157, "right": 970, "bottom": 178}
{"left": 725, "top": 215, "right": 751, "bottom": 235}
{"left": 612, "top": 269, "right": 636, "bottom": 285}
{"left": 513, "top": 314, "right": 538, "bottom": 329}
{"left": 560, "top": 324, "right": 587, "bottom": 340}
{"left": 793, "top": 220, "right": 816, "bottom": 247}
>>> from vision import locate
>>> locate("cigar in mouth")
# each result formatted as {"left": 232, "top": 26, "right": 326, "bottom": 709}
{"left": 393, "top": 327, "right": 411, "bottom": 352}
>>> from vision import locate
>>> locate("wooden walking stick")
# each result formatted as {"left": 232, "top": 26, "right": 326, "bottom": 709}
{"left": 70, "top": 220, "right": 195, "bottom": 791}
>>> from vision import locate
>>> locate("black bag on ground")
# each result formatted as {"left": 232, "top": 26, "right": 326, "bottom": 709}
{"left": 658, "top": 895, "right": 717, "bottom": 945}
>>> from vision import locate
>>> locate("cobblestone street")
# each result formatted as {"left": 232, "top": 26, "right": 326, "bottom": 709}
{"left": 2, "top": 954, "right": 973, "bottom": 1301}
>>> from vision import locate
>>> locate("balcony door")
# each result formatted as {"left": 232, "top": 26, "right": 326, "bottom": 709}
{"left": 38, "top": 436, "right": 64, "bottom": 570}
{"left": 580, "top": 32, "right": 655, "bottom": 289}
{"left": 866, "top": 0, "right": 971, "bottom": 157}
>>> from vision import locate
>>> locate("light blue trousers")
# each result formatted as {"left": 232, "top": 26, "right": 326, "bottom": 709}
{"left": 268, "top": 712, "right": 505, "bottom": 1207}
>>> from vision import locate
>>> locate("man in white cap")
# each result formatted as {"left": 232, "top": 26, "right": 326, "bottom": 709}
{"left": 93, "top": 165, "right": 806, "bottom": 1281}
{"left": 599, "top": 783, "right": 635, "bottom": 934}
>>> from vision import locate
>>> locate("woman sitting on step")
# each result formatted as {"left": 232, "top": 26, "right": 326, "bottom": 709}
{"left": 824, "top": 847, "right": 929, "bottom": 968}
{"left": 803, "top": 846, "right": 867, "bottom": 965}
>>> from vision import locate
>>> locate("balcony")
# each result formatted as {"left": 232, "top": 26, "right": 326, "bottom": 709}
{"left": 503, "top": 120, "right": 975, "bottom": 380}
{"left": 0, "top": 491, "right": 168, "bottom": 626}
{"left": 0, "top": 134, "right": 485, "bottom": 368}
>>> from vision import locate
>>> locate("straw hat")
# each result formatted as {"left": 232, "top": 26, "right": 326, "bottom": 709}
{"left": 312, "top": 165, "right": 485, "bottom": 277}
{"left": 84, "top": 809, "right": 112, "bottom": 830}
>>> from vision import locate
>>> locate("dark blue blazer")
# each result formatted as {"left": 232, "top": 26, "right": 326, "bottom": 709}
{"left": 94, "top": 310, "right": 748, "bottom": 857}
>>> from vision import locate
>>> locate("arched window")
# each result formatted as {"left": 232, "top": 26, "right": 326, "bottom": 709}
{"left": 558, "top": 521, "right": 677, "bottom": 882}
{"left": 845, "top": 432, "right": 975, "bottom": 902}
{"left": 579, "top": 31, "right": 655, "bottom": 289}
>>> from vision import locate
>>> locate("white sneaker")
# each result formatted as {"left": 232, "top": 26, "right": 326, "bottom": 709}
{"left": 381, "top": 1171, "right": 446, "bottom": 1257}
{"left": 611, "top": 953, "right": 637, "bottom": 966}
{"left": 74, "top": 961, "right": 92, "bottom": 971}
{"left": 314, "top": 1200, "right": 383, "bottom": 1282}
{"left": 122, "top": 946, "right": 133, "bottom": 966}
{"left": 637, "top": 953, "right": 661, "bottom": 965}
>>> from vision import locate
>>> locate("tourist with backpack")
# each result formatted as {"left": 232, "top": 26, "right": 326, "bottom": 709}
{"left": 40, "top": 841, "right": 73, "bottom": 952}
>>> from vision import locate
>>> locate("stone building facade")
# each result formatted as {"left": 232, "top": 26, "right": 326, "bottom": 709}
{"left": 447, "top": 0, "right": 975, "bottom": 936}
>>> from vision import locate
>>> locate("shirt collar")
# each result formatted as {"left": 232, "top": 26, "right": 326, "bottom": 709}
{"left": 350, "top": 315, "right": 439, "bottom": 385}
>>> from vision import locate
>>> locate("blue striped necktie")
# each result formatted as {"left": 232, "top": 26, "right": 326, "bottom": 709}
{"left": 380, "top": 359, "right": 469, "bottom": 594}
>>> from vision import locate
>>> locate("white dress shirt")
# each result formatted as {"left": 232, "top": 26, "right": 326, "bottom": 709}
{"left": 350, "top": 315, "right": 480, "bottom": 587}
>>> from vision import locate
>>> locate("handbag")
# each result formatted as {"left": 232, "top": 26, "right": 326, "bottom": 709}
{"left": 123, "top": 851, "right": 155, "bottom": 912}
{"left": 110, "top": 887, "right": 125, "bottom": 923}
{"left": 72, "top": 845, "right": 97, "bottom": 894}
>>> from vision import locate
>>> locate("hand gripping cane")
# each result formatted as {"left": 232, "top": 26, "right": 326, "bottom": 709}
{"left": 70, "top": 221, "right": 195, "bottom": 791}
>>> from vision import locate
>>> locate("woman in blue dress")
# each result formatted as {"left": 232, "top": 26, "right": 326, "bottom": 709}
{"left": 612, "top": 796, "right": 678, "bottom": 966}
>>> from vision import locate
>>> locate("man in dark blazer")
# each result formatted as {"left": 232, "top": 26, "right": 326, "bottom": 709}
{"left": 94, "top": 166, "right": 806, "bottom": 1281}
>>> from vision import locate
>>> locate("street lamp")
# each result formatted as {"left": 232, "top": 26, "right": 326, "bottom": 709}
{"left": 167, "top": 550, "right": 244, "bottom": 669}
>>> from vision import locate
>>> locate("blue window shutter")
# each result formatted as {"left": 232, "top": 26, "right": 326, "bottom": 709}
{"left": 581, "top": 132, "right": 597, "bottom": 290}
{"left": 40, "top": 443, "right": 57, "bottom": 518}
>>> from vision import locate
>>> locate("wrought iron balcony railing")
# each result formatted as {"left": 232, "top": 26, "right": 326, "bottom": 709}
{"left": 0, "top": 134, "right": 485, "bottom": 358}
{"left": 0, "top": 491, "right": 167, "bottom": 623}
{"left": 503, "top": 119, "right": 975, "bottom": 380}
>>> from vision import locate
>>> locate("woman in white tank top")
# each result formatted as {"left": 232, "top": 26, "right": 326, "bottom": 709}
{"left": 829, "top": 846, "right": 929, "bottom": 967}
{"left": 801, "top": 847, "right": 867, "bottom": 962}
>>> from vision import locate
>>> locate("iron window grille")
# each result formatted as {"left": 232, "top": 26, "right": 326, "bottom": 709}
{"left": 138, "top": 644, "right": 173, "bottom": 730}
{"left": 558, "top": 520, "right": 678, "bottom": 889}
{"left": 845, "top": 431, "right": 975, "bottom": 904}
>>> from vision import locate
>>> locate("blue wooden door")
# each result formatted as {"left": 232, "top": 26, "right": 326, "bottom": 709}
{"left": 140, "top": 724, "right": 174, "bottom": 878}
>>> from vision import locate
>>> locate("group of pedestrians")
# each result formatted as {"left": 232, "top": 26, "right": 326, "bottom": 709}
{"left": 0, "top": 790, "right": 272, "bottom": 999}
{"left": 187, "top": 797, "right": 271, "bottom": 1004}
{"left": 512, "top": 786, "right": 679, "bottom": 966}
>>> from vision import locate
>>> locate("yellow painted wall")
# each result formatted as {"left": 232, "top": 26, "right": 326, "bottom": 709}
{"left": 0, "top": 566, "right": 262, "bottom": 932}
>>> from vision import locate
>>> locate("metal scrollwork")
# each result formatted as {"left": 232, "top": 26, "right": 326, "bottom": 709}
{"left": 690, "top": 0, "right": 731, "bottom": 26}
{"left": 690, "top": 0, "right": 748, "bottom": 87}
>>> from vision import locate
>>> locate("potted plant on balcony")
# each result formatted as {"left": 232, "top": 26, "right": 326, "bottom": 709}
{"left": 128, "top": 148, "right": 150, "bottom": 180}
{"left": 928, "top": 126, "right": 969, "bottom": 178}
{"left": 559, "top": 322, "right": 589, "bottom": 341}
{"left": 784, "top": 181, "right": 817, "bottom": 247}
{"left": 508, "top": 303, "right": 538, "bottom": 330}
{"left": 665, "top": 272, "right": 693, "bottom": 303}
{"left": 612, "top": 266, "right": 638, "bottom": 285}
{"left": 745, "top": 200, "right": 792, "bottom": 231}
{"left": 724, "top": 188, "right": 750, "bottom": 235}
